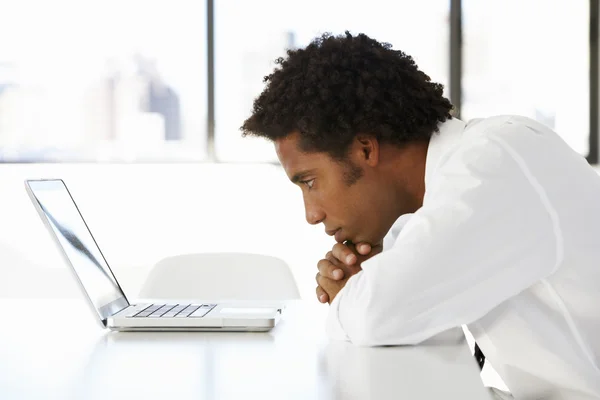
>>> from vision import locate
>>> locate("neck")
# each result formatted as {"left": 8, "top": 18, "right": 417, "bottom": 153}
{"left": 380, "top": 140, "right": 430, "bottom": 213}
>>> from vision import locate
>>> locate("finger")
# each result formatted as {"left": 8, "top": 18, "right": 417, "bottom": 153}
{"left": 333, "top": 243, "right": 357, "bottom": 265}
{"left": 316, "top": 274, "right": 343, "bottom": 305}
{"left": 316, "top": 272, "right": 326, "bottom": 287}
{"left": 316, "top": 286, "right": 329, "bottom": 303}
{"left": 326, "top": 252, "right": 341, "bottom": 267}
{"left": 317, "top": 258, "right": 344, "bottom": 280}
{"left": 326, "top": 254, "right": 349, "bottom": 277}
{"left": 356, "top": 242, "right": 372, "bottom": 255}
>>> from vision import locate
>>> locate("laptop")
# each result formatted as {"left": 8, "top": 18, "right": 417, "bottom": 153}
{"left": 25, "top": 179, "right": 281, "bottom": 332}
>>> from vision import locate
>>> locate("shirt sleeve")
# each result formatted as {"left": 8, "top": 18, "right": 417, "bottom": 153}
{"left": 326, "top": 132, "right": 562, "bottom": 346}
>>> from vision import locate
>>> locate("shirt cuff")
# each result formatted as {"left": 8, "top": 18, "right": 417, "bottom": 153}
{"left": 325, "top": 284, "right": 351, "bottom": 342}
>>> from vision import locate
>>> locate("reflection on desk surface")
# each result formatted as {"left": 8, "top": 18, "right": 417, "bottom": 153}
{"left": 0, "top": 299, "right": 491, "bottom": 400}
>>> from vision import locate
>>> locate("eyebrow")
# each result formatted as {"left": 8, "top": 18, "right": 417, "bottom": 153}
{"left": 290, "top": 170, "right": 316, "bottom": 184}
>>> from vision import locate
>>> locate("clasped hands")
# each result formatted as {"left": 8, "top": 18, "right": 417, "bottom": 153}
{"left": 316, "top": 242, "right": 382, "bottom": 304}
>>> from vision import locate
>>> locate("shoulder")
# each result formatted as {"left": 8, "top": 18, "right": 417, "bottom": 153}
{"left": 463, "top": 114, "right": 557, "bottom": 146}
{"left": 451, "top": 115, "right": 558, "bottom": 167}
{"left": 435, "top": 115, "right": 555, "bottom": 184}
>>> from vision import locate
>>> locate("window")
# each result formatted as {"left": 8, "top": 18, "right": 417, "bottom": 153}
{"left": 0, "top": 0, "right": 207, "bottom": 162}
{"left": 462, "top": 0, "right": 589, "bottom": 155}
{"left": 2, "top": 1, "right": 594, "bottom": 163}
{"left": 214, "top": 0, "right": 450, "bottom": 162}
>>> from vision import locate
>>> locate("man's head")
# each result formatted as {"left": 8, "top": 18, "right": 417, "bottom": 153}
{"left": 241, "top": 32, "right": 453, "bottom": 245}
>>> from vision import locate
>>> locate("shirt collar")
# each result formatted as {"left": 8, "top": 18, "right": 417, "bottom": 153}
{"left": 424, "top": 117, "right": 466, "bottom": 188}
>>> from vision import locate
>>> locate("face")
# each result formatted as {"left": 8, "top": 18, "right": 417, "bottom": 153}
{"left": 275, "top": 132, "right": 413, "bottom": 246}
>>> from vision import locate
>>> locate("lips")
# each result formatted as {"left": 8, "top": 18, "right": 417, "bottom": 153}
{"left": 326, "top": 228, "right": 339, "bottom": 237}
{"left": 326, "top": 228, "right": 347, "bottom": 243}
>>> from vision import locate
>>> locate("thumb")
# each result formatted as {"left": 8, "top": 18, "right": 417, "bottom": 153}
{"left": 356, "top": 242, "right": 372, "bottom": 255}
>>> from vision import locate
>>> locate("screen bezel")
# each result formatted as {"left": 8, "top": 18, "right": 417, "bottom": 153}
{"left": 25, "top": 179, "right": 130, "bottom": 327}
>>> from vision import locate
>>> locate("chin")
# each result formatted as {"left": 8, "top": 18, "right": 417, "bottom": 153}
{"left": 344, "top": 228, "right": 384, "bottom": 246}
{"left": 346, "top": 236, "right": 372, "bottom": 246}
{"left": 357, "top": 234, "right": 385, "bottom": 247}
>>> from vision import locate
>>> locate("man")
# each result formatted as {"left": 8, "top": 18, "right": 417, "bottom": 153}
{"left": 241, "top": 32, "right": 600, "bottom": 399}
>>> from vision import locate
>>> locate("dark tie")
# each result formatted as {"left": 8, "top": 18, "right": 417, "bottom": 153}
{"left": 474, "top": 343, "right": 486, "bottom": 370}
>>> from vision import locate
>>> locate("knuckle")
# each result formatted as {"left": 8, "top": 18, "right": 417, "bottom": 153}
{"left": 341, "top": 244, "right": 352, "bottom": 255}
{"left": 317, "top": 259, "right": 330, "bottom": 272}
{"left": 316, "top": 273, "right": 327, "bottom": 286}
{"left": 326, "top": 253, "right": 336, "bottom": 264}
{"left": 333, "top": 245, "right": 345, "bottom": 259}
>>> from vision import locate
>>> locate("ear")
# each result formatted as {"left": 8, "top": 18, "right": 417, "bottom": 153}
{"left": 353, "top": 134, "right": 380, "bottom": 167}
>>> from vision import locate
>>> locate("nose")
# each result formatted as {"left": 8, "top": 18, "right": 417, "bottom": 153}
{"left": 304, "top": 197, "right": 325, "bottom": 225}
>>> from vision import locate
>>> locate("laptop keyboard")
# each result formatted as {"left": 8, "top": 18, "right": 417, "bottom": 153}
{"left": 131, "top": 304, "right": 217, "bottom": 318}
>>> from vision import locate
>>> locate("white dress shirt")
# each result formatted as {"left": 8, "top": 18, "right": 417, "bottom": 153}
{"left": 327, "top": 115, "right": 600, "bottom": 399}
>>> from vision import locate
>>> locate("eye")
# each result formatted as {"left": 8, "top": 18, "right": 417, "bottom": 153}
{"left": 300, "top": 179, "right": 315, "bottom": 190}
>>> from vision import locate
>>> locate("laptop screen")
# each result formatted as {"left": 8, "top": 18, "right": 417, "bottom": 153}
{"left": 26, "top": 180, "right": 128, "bottom": 321}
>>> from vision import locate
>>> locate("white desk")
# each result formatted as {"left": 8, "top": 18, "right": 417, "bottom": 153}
{"left": 0, "top": 299, "right": 492, "bottom": 400}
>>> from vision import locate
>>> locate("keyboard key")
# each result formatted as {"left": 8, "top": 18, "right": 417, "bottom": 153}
{"left": 174, "top": 305, "right": 201, "bottom": 318}
{"left": 149, "top": 305, "right": 175, "bottom": 318}
{"left": 190, "top": 304, "right": 217, "bottom": 318}
{"left": 161, "top": 305, "right": 187, "bottom": 318}
{"left": 134, "top": 312, "right": 151, "bottom": 318}
{"left": 134, "top": 304, "right": 154, "bottom": 313}
{"left": 122, "top": 305, "right": 146, "bottom": 318}
{"left": 190, "top": 308, "right": 210, "bottom": 318}
{"left": 133, "top": 304, "right": 162, "bottom": 318}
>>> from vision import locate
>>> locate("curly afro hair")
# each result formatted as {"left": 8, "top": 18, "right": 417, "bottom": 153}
{"left": 241, "top": 31, "right": 454, "bottom": 160}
